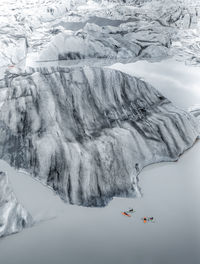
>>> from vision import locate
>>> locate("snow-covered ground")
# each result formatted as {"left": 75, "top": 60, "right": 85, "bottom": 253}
{"left": 0, "top": 60, "right": 199, "bottom": 264}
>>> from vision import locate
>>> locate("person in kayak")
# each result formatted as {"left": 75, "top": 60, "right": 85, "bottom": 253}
{"left": 143, "top": 217, "right": 147, "bottom": 223}
{"left": 142, "top": 217, "right": 154, "bottom": 223}
{"left": 122, "top": 212, "right": 131, "bottom": 217}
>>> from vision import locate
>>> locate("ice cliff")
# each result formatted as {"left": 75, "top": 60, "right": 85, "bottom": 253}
{"left": 0, "top": 67, "right": 199, "bottom": 206}
{"left": 0, "top": 171, "right": 33, "bottom": 238}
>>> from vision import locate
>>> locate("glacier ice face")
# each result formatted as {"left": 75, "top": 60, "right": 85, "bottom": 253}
{"left": 0, "top": 66, "right": 199, "bottom": 206}
{"left": 0, "top": 171, "right": 33, "bottom": 238}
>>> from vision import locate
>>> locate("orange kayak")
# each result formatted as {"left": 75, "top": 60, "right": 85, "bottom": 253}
{"left": 122, "top": 212, "right": 131, "bottom": 217}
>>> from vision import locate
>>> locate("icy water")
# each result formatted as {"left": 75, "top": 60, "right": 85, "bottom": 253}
{"left": 0, "top": 143, "right": 199, "bottom": 264}
{"left": 54, "top": 16, "right": 138, "bottom": 31}
{"left": 0, "top": 60, "right": 199, "bottom": 264}
{"left": 111, "top": 59, "right": 200, "bottom": 110}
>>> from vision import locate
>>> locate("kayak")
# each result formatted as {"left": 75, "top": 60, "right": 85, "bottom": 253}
{"left": 122, "top": 212, "right": 131, "bottom": 217}
{"left": 142, "top": 217, "right": 154, "bottom": 223}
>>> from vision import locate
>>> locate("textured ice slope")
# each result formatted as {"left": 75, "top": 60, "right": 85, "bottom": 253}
{"left": 0, "top": 171, "right": 33, "bottom": 238}
{"left": 0, "top": 67, "right": 199, "bottom": 206}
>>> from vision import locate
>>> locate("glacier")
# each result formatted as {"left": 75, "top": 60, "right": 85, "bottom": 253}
{"left": 2, "top": 0, "right": 200, "bottom": 71}
{"left": 26, "top": 0, "right": 200, "bottom": 67}
{"left": 0, "top": 66, "right": 199, "bottom": 206}
{"left": 0, "top": 0, "right": 200, "bottom": 238}
{"left": 0, "top": 171, "right": 33, "bottom": 238}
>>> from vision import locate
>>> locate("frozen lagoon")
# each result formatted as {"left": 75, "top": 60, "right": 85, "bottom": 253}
{"left": 111, "top": 59, "right": 200, "bottom": 110}
{"left": 0, "top": 59, "right": 199, "bottom": 264}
